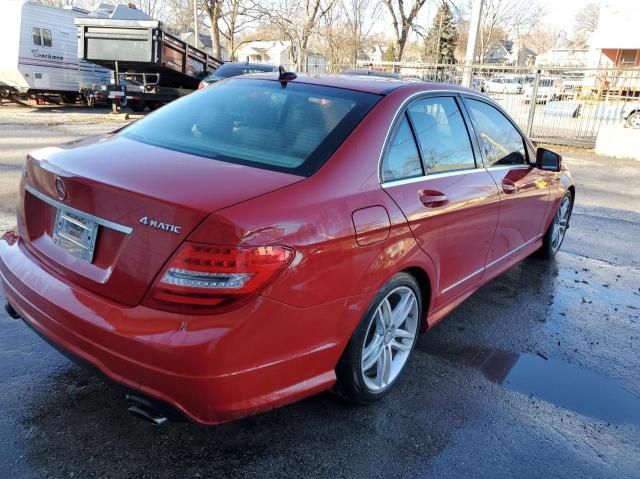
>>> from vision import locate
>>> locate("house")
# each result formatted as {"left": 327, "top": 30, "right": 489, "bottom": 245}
{"left": 588, "top": 0, "right": 640, "bottom": 68}
{"left": 234, "top": 40, "right": 326, "bottom": 73}
{"left": 535, "top": 48, "right": 590, "bottom": 68}
{"left": 180, "top": 32, "right": 229, "bottom": 61}
{"left": 358, "top": 45, "right": 388, "bottom": 64}
{"left": 582, "top": 0, "right": 640, "bottom": 96}
{"left": 484, "top": 40, "right": 536, "bottom": 66}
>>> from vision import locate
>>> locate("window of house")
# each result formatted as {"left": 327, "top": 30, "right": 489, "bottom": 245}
{"left": 407, "top": 97, "right": 476, "bottom": 174}
{"left": 619, "top": 49, "right": 638, "bottom": 66}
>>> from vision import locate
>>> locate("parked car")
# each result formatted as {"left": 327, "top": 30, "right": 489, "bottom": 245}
{"left": 484, "top": 77, "right": 524, "bottom": 94}
{"left": 198, "top": 62, "right": 278, "bottom": 88}
{"left": 0, "top": 74, "right": 574, "bottom": 425}
{"left": 621, "top": 102, "right": 640, "bottom": 128}
{"left": 524, "top": 78, "right": 559, "bottom": 103}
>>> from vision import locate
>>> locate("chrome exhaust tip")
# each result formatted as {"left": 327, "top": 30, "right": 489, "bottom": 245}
{"left": 126, "top": 395, "right": 168, "bottom": 426}
{"left": 4, "top": 302, "right": 20, "bottom": 319}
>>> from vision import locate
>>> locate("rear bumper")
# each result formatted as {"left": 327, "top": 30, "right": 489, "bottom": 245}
{"left": 0, "top": 237, "right": 366, "bottom": 425}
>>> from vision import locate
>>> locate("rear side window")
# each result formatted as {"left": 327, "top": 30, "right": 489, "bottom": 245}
{"left": 381, "top": 115, "right": 423, "bottom": 182}
{"left": 465, "top": 99, "right": 528, "bottom": 166}
{"left": 122, "top": 79, "right": 380, "bottom": 176}
{"left": 407, "top": 97, "right": 476, "bottom": 174}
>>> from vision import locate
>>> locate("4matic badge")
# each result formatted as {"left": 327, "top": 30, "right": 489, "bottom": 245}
{"left": 139, "top": 216, "right": 182, "bottom": 234}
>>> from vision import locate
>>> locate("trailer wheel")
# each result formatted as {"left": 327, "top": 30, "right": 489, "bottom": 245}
{"left": 62, "top": 94, "right": 78, "bottom": 104}
{"left": 129, "top": 100, "right": 146, "bottom": 113}
{"left": 147, "top": 101, "right": 162, "bottom": 111}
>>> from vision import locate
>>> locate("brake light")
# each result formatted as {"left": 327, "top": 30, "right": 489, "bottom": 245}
{"left": 144, "top": 242, "right": 293, "bottom": 314}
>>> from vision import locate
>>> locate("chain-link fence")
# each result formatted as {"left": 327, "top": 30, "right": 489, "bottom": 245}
{"left": 292, "top": 62, "right": 640, "bottom": 148}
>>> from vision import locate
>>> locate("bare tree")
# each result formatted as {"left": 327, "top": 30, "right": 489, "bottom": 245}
{"left": 220, "top": 0, "right": 265, "bottom": 59}
{"left": 382, "top": 0, "right": 429, "bottom": 61}
{"left": 458, "top": 0, "right": 546, "bottom": 62}
{"left": 203, "top": 0, "right": 224, "bottom": 59}
{"left": 571, "top": 2, "right": 599, "bottom": 48}
{"left": 129, "top": 0, "right": 169, "bottom": 19}
{"left": 318, "top": 0, "right": 382, "bottom": 69}
{"left": 263, "top": 0, "right": 337, "bottom": 70}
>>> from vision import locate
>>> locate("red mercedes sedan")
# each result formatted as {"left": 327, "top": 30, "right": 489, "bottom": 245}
{"left": 0, "top": 73, "right": 574, "bottom": 425}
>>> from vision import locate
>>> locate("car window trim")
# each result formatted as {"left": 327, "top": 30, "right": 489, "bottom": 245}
{"left": 380, "top": 112, "right": 425, "bottom": 183}
{"left": 379, "top": 91, "right": 481, "bottom": 185}
{"left": 406, "top": 95, "right": 479, "bottom": 175}
{"left": 459, "top": 93, "right": 536, "bottom": 168}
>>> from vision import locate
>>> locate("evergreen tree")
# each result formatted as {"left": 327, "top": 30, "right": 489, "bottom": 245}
{"left": 423, "top": 2, "right": 457, "bottom": 64}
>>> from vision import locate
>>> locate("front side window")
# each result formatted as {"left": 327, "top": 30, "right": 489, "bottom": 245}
{"left": 465, "top": 99, "right": 528, "bottom": 166}
{"left": 381, "top": 115, "right": 423, "bottom": 182}
{"left": 407, "top": 97, "right": 475, "bottom": 174}
{"left": 122, "top": 79, "right": 380, "bottom": 176}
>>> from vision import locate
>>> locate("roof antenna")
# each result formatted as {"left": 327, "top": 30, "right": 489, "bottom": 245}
{"left": 278, "top": 66, "right": 297, "bottom": 82}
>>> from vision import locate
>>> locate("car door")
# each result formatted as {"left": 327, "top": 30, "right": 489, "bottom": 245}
{"left": 381, "top": 94, "right": 500, "bottom": 307}
{"left": 462, "top": 96, "right": 551, "bottom": 270}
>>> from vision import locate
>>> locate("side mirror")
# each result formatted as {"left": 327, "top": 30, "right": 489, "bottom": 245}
{"left": 536, "top": 148, "right": 562, "bottom": 172}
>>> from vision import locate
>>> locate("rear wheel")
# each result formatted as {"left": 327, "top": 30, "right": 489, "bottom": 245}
{"left": 335, "top": 272, "right": 422, "bottom": 404}
{"left": 537, "top": 191, "right": 573, "bottom": 259}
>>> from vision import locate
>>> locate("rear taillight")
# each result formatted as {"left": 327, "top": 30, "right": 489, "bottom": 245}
{"left": 197, "top": 81, "right": 207, "bottom": 90}
{"left": 144, "top": 242, "right": 293, "bottom": 314}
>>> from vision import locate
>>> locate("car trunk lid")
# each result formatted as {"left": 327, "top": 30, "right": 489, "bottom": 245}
{"left": 18, "top": 134, "right": 302, "bottom": 306}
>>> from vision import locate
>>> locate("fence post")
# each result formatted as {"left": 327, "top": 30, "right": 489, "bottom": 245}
{"left": 526, "top": 69, "right": 541, "bottom": 137}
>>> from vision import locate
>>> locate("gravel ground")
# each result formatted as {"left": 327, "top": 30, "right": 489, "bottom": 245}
{"left": 0, "top": 105, "right": 639, "bottom": 478}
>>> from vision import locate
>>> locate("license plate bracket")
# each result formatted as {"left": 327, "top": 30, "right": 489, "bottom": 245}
{"left": 53, "top": 208, "right": 99, "bottom": 262}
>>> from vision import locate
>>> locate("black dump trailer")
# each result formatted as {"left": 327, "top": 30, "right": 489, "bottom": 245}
{"left": 76, "top": 14, "right": 222, "bottom": 112}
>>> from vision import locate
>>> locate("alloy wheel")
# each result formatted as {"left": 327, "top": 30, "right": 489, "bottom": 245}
{"left": 550, "top": 196, "right": 571, "bottom": 254}
{"left": 360, "top": 286, "right": 419, "bottom": 392}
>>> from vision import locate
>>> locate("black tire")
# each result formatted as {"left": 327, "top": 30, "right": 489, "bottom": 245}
{"left": 537, "top": 191, "right": 573, "bottom": 259}
{"left": 626, "top": 111, "right": 640, "bottom": 129}
{"left": 129, "top": 100, "right": 145, "bottom": 113}
{"left": 147, "top": 101, "right": 162, "bottom": 111}
{"left": 335, "top": 272, "right": 422, "bottom": 404}
{"left": 61, "top": 93, "right": 77, "bottom": 104}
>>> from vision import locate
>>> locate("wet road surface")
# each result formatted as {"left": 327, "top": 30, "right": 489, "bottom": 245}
{"left": 0, "top": 130, "right": 639, "bottom": 477}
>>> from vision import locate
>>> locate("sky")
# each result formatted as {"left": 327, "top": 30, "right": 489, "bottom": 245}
{"left": 373, "top": 0, "right": 604, "bottom": 44}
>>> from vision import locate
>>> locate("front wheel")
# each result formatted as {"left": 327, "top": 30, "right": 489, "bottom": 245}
{"left": 537, "top": 191, "right": 573, "bottom": 259}
{"left": 335, "top": 272, "right": 422, "bottom": 404}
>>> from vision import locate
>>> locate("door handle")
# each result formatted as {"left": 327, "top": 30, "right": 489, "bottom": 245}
{"left": 502, "top": 179, "right": 518, "bottom": 194}
{"left": 419, "top": 190, "right": 448, "bottom": 207}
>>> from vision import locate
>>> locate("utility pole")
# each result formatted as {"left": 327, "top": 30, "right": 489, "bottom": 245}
{"left": 462, "top": 0, "right": 483, "bottom": 87}
{"left": 194, "top": 0, "right": 198, "bottom": 48}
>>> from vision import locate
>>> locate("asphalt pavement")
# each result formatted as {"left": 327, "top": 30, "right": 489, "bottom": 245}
{"left": 0, "top": 106, "right": 638, "bottom": 478}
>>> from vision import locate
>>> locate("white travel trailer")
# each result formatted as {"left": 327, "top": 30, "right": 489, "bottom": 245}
{"left": 0, "top": 0, "right": 111, "bottom": 100}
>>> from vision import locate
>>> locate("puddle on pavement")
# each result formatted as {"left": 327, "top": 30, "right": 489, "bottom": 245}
{"left": 427, "top": 345, "right": 640, "bottom": 425}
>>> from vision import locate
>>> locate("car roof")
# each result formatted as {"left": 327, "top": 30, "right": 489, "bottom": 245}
{"left": 234, "top": 72, "right": 478, "bottom": 96}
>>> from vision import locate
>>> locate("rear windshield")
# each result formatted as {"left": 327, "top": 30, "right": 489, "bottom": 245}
{"left": 122, "top": 79, "right": 380, "bottom": 176}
